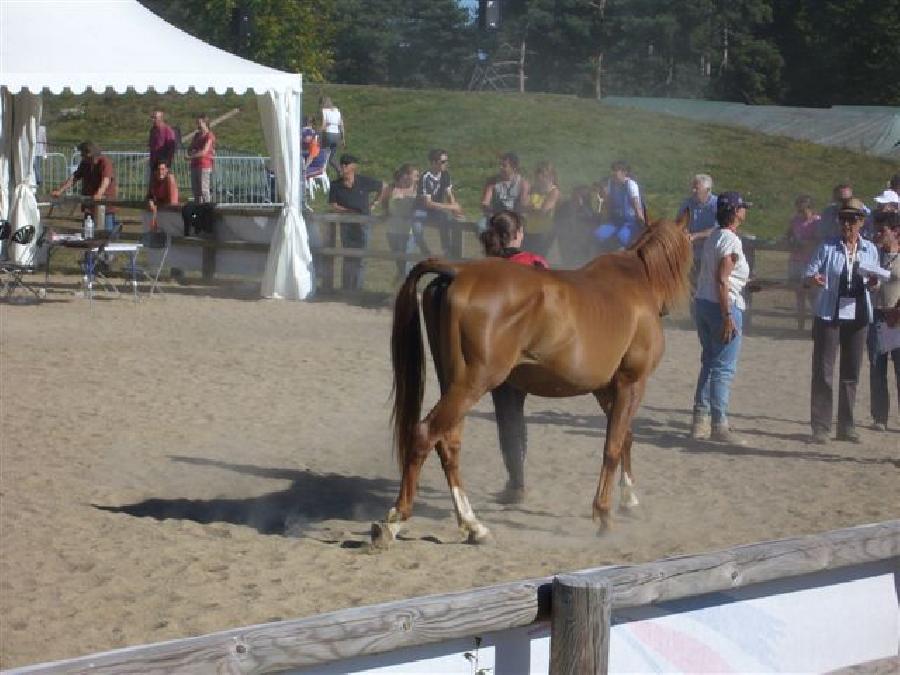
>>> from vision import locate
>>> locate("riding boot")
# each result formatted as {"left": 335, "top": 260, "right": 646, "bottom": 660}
{"left": 491, "top": 382, "right": 527, "bottom": 502}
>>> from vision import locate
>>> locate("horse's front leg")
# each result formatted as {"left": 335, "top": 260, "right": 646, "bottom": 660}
{"left": 618, "top": 430, "right": 640, "bottom": 509}
{"left": 435, "top": 422, "right": 491, "bottom": 544}
{"left": 592, "top": 379, "right": 642, "bottom": 529}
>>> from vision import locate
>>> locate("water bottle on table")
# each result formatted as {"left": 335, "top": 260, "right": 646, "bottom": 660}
{"left": 83, "top": 214, "right": 94, "bottom": 240}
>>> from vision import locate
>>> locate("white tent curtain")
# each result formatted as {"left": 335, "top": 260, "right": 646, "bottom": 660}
{"left": 258, "top": 88, "right": 313, "bottom": 300}
{"left": 9, "top": 89, "right": 41, "bottom": 264}
{"left": 0, "top": 88, "right": 11, "bottom": 260}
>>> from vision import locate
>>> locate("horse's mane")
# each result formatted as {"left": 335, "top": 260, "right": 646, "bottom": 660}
{"left": 627, "top": 218, "right": 692, "bottom": 308}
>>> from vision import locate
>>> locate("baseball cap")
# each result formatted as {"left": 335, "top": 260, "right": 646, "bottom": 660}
{"left": 838, "top": 197, "right": 867, "bottom": 216}
{"left": 873, "top": 189, "right": 899, "bottom": 205}
{"left": 339, "top": 153, "right": 360, "bottom": 166}
{"left": 716, "top": 191, "right": 753, "bottom": 217}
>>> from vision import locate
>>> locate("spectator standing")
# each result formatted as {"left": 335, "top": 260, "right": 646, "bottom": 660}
{"left": 594, "top": 160, "right": 646, "bottom": 251}
{"left": 678, "top": 174, "right": 718, "bottom": 290}
{"left": 414, "top": 149, "right": 464, "bottom": 256}
{"left": 690, "top": 191, "right": 753, "bottom": 445}
{"left": 148, "top": 111, "right": 177, "bottom": 174}
{"left": 786, "top": 195, "right": 822, "bottom": 331}
{"left": 479, "top": 210, "right": 549, "bottom": 503}
{"left": 481, "top": 151, "right": 530, "bottom": 220}
{"left": 327, "top": 154, "right": 385, "bottom": 292}
{"left": 319, "top": 96, "right": 345, "bottom": 175}
{"left": 868, "top": 211, "right": 900, "bottom": 432}
{"left": 382, "top": 163, "right": 419, "bottom": 281}
{"left": 146, "top": 159, "right": 179, "bottom": 230}
{"left": 805, "top": 197, "right": 880, "bottom": 444}
{"left": 524, "top": 161, "right": 561, "bottom": 257}
{"left": 51, "top": 141, "right": 119, "bottom": 233}
{"left": 186, "top": 114, "right": 216, "bottom": 203}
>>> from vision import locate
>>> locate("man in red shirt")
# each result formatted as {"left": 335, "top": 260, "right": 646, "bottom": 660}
{"left": 51, "top": 141, "right": 119, "bottom": 233}
{"left": 148, "top": 110, "right": 177, "bottom": 175}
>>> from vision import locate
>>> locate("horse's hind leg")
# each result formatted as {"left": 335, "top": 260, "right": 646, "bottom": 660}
{"left": 374, "top": 384, "right": 483, "bottom": 546}
{"left": 434, "top": 422, "right": 491, "bottom": 544}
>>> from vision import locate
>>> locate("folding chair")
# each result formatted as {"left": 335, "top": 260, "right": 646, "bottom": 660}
{"left": 304, "top": 149, "right": 330, "bottom": 200}
{"left": 1, "top": 224, "right": 46, "bottom": 301}
{"left": 132, "top": 230, "right": 170, "bottom": 297}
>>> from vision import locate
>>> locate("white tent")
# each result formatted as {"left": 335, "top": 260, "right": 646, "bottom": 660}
{"left": 0, "top": 0, "right": 313, "bottom": 299}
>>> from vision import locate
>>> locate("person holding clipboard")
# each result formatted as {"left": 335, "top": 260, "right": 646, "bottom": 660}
{"left": 805, "top": 198, "right": 881, "bottom": 444}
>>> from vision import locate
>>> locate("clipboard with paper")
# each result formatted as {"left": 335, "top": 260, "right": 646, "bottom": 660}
{"left": 858, "top": 260, "right": 891, "bottom": 281}
{"left": 875, "top": 321, "right": 900, "bottom": 354}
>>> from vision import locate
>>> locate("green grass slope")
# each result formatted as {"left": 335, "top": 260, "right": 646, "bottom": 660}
{"left": 44, "top": 84, "right": 897, "bottom": 239}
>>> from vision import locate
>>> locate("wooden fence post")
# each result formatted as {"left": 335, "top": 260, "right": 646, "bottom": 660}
{"left": 550, "top": 574, "right": 612, "bottom": 675}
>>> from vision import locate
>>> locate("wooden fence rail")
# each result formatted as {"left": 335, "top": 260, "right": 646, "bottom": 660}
{"left": 6, "top": 519, "right": 898, "bottom": 675}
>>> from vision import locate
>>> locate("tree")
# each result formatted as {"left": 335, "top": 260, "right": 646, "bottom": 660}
{"left": 140, "top": 0, "right": 335, "bottom": 81}
{"left": 329, "top": 0, "right": 475, "bottom": 89}
{"left": 772, "top": 0, "right": 900, "bottom": 106}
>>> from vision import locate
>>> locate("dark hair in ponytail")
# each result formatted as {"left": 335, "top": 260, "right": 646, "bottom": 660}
{"left": 480, "top": 210, "right": 524, "bottom": 257}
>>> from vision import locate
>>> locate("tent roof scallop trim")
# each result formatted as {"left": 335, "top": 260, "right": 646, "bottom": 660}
{"left": 0, "top": 0, "right": 302, "bottom": 95}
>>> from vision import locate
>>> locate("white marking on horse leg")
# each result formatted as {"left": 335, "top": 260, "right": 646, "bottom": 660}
{"left": 619, "top": 471, "right": 640, "bottom": 508}
{"left": 451, "top": 487, "right": 490, "bottom": 542}
{"left": 384, "top": 506, "right": 404, "bottom": 537}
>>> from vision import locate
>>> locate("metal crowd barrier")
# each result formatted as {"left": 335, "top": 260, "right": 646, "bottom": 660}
{"left": 59, "top": 148, "right": 276, "bottom": 205}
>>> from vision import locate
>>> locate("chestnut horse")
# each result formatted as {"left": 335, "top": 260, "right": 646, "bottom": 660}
{"left": 372, "top": 216, "right": 691, "bottom": 546}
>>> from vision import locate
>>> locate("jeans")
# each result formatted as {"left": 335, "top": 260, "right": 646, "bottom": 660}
{"left": 491, "top": 381, "right": 528, "bottom": 489}
{"left": 595, "top": 218, "right": 645, "bottom": 250}
{"left": 867, "top": 321, "right": 900, "bottom": 425}
{"left": 693, "top": 298, "right": 743, "bottom": 425}
{"left": 810, "top": 318, "right": 867, "bottom": 434}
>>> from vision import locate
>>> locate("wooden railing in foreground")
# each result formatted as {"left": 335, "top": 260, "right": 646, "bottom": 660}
{"left": 6, "top": 520, "right": 898, "bottom": 675}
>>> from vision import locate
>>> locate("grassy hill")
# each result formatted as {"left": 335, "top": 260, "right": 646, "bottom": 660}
{"left": 44, "top": 84, "right": 897, "bottom": 239}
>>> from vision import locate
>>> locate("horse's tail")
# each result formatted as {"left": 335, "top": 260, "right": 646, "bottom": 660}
{"left": 391, "top": 259, "right": 458, "bottom": 471}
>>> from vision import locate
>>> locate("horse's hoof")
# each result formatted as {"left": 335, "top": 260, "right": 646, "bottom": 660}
{"left": 370, "top": 521, "right": 396, "bottom": 549}
{"left": 593, "top": 506, "right": 612, "bottom": 531}
{"left": 465, "top": 527, "right": 493, "bottom": 545}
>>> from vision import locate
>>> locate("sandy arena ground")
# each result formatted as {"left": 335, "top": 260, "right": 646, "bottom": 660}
{"left": 1, "top": 278, "right": 898, "bottom": 668}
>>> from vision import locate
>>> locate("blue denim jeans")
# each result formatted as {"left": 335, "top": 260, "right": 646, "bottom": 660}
{"left": 693, "top": 298, "right": 743, "bottom": 425}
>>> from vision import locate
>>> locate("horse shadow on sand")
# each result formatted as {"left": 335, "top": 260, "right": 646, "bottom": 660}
{"left": 93, "top": 456, "right": 452, "bottom": 546}
{"left": 468, "top": 405, "right": 900, "bottom": 468}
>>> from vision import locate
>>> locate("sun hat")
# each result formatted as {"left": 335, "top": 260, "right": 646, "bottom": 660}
{"left": 838, "top": 197, "right": 868, "bottom": 216}
{"left": 873, "top": 189, "right": 899, "bottom": 205}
